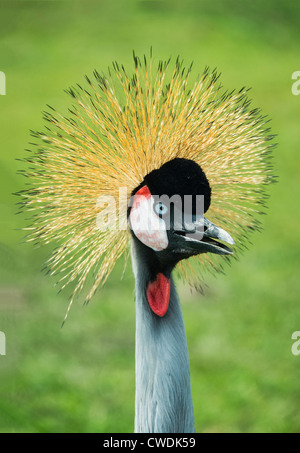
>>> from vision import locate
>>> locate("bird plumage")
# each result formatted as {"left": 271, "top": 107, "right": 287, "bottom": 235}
{"left": 19, "top": 53, "right": 273, "bottom": 317}
{"left": 19, "top": 51, "right": 274, "bottom": 432}
{"left": 132, "top": 239, "right": 195, "bottom": 433}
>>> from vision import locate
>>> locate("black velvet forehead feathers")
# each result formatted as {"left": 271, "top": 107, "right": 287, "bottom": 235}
{"left": 133, "top": 158, "right": 212, "bottom": 213}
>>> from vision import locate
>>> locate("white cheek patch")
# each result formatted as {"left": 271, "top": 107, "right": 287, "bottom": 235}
{"left": 129, "top": 186, "right": 168, "bottom": 251}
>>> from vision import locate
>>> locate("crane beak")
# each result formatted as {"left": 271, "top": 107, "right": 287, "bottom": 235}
{"left": 172, "top": 216, "right": 235, "bottom": 256}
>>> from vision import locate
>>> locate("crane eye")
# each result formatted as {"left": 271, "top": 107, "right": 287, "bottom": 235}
{"left": 154, "top": 202, "right": 168, "bottom": 217}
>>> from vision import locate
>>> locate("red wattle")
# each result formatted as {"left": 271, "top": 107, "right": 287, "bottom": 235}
{"left": 146, "top": 273, "right": 170, "bottom": 317}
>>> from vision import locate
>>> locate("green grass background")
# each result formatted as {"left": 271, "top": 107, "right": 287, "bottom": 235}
{"left": 0, "top": 0, "right": 299, "bottom": 433}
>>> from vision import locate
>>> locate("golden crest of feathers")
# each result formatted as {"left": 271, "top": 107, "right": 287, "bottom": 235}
{"left": 19, "top": 52, "right": 274, "bottom": 318}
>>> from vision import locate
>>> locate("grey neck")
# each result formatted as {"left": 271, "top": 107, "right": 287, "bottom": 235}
{"left": 131, "top": 241, "right": 195, "bottom": 433}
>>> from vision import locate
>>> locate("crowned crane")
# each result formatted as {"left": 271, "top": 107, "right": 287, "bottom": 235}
{"left": 20, "top": 53, "right": 273, "bottom": 433}
{"left": 129, "top": 157, "right": 235, "bottom": 432}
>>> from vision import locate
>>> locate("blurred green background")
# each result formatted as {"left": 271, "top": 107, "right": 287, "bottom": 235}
{"left": 0, "top": 0, "right": 299, "bottom": 433}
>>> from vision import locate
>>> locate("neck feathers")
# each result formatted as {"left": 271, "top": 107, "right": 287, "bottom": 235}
{"left": 131, "top": 241, "right": 195, "bottom": 433}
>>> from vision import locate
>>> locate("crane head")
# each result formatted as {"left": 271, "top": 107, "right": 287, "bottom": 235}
{"left": 128, "top": 158, "right": 235, "bottom": 317}
{"left": 129, "top": 157, "right": 234, "bottom": 259}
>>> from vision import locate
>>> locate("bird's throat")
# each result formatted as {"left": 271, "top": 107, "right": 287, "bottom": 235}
{"left": 146, "top": 273, "right": 170, "bottom": 317}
